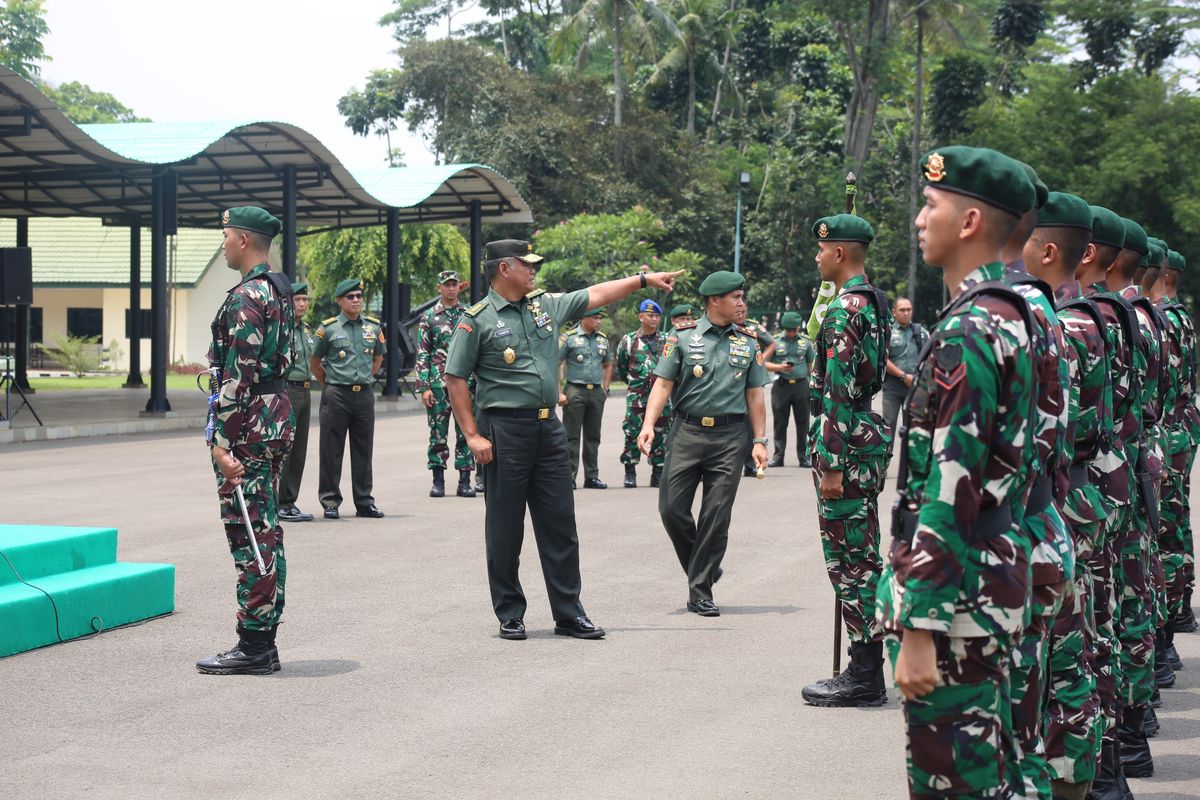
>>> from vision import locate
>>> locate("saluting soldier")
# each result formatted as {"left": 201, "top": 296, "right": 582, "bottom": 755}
{"left": 444, "top": 239, "right": 682, "bottom": 641}
{"left": 310, "top": 278, "right": 386, "bottom": 519}
{"left": 559, "top": 307, "right": 612, "bottom": 489}
{"left": 877, "top": 147, "right": 1038, "bottom": 798}
{"left": 801, "top": 214, "right": 893, "bottom": 708}
{"left": 197, "top": 206, "right": 294, "bottom": 676}
{"left": 416, "top": 270, "right": 476, "bottom": 499}
{"left": 765, "top": 310, "right": 815, "bottom": 468}
{"left": 638, "top": 270, "right": 769, "bottom": 618}
{"left": 616, "top": 299, "right": 668, "bottom": 488}
{"left": 278, "top": 281, "right": 316, "bottom": 523}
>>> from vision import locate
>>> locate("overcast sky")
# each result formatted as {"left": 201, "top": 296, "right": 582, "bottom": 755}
{"left": 39, "top": 0, "right": 434, "bottom": 170}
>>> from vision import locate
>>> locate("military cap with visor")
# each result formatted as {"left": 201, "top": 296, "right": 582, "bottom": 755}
{"left": 920, "top": 146, "right": 1036, "bottom": 218}
{"left": 291, "top": 281, "right": 309, "bottom": 296}
{"left": 437, "top": 270, "right": 461, "bottom": 284}
{"left": 1036, "top": 192, "right": 1092, "bottom": 230}
{"left": 780, "top": 310, "right": 804, "bottom": 330}
{"left": 698, "top": 270, "right": 746, "bottom": 297}
{"left": 485, "top": 239, "right": 544, "bottom": 265}
{"left": 221, "top": 206, "right": 282, "bottom": 238}
{"left": 812, "top": 214, "right": 875, "bottom": 244}
{"left": 1088, "top": 206, "right": 1126, "bottom": 249}
{"left": 335, "top": 278, "right": 365, "bottom": 298}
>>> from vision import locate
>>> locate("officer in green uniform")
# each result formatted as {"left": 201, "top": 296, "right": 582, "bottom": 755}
{"left": 742, "top": 318, "right": 777, "bottom": 476}
{"left": 279, "top": 281, "right": 315, "bottom": 522}
{"left": 667, "top": 303, "right": 696, "bottom": 334}
{"left": 310, "top": 278, "right": 386, "bottom": 519}
{"left": 559, "top": 307, "right": 612, "bottom": 488}
{"left": 882, "top": 297, "right": 928, "bottom": 437}
{"left": 638, "top": 270, "right": 770, "bottom": 617}
{"left": 765, "top": 310, "right": 815, "bottom": 467}
{"left": 444, "top": 239, "right": 682, "bottom": 640}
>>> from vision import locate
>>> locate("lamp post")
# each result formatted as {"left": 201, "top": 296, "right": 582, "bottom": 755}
{"left": 733, "top": 171, "right": 750, "bottom": 273}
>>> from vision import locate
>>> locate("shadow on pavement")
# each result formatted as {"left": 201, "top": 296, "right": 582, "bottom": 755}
{"left": 272, "top": 659, "right": 361, "bottom": 678}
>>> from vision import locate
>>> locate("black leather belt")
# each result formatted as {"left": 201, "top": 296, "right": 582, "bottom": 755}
{"left": 249, "top": 380, "right": 285, "bottom": 396}
{"left": 287, "top": 379, "right": 311, "bottom": 389}
{"left": 1026, "top": 476, "right": 1053, "bottom": 516}
{"left": 679, "top": 412, "right": 745, "bottom": 428}
{"left": 328, "top": 383, "right": 368, "bottom": 392}
{"left": 568, "top": 382, "right": 602, "bottom": 390}
{"left": 487, "top": 407, "right": 556, "bottom": 421}
{"left": 1069, "top": 464, "right": 1089, "bottom": 491}
{"left": 892, "top": 503, "right": 1014, "bottom": 545}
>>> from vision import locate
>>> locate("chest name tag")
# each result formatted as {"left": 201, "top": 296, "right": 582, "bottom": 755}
{"left": 493, "top": 328, "right": 513, "bottom": 339}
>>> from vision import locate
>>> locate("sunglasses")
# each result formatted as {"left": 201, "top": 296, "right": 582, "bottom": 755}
{"left": 343, "top": 293, "right": 364, "bottom": 300}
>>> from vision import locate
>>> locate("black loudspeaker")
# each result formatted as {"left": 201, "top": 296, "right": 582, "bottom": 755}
{"left": 0, "top": 247, "right": 32, "bottom": 305}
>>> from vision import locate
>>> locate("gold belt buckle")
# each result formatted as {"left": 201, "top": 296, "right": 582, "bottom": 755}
{"left": 351, "top": 385, "right": 362, "bottom": 392}
{"left": 701, "top": 416, "right": 715, "bottom": 427}
{"left": 304, "top": 381, "right": 311, "bottom": 389}
{"left": 788, "top": 379, "right": 797, "bottom": 384}
{"left": 538, "top": 407, "right": 550, "bottom": 420}
{"left": 586, "top": 383, "right": 594, "bottom": 390}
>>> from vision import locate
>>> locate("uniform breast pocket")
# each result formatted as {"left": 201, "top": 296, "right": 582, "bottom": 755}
{"left": 727, "top": 347, "right": 752, "bottom": 369}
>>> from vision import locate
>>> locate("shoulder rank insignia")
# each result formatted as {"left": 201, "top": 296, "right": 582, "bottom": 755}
{"left": 465, "top": 299, "right": 489, "bottom": 317}
{"left": 364, "top": 315, "right": 380, "bottom": 324}
{"left": 674, "top": 321, "right": 698, "bottom": 331}
{"left": 526, "top": 288, "right": 547, "bottom": 299}
{"left": 322, "top": 316, "right": 338, "bottom": 325}
{"left": 734, "top": 325, "right": 754, "bottom": 337}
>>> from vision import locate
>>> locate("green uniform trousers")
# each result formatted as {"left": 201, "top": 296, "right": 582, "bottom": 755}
{"left": 318, "top": 385, "right": 376, "bottom": 510}
{"left": 278, "top": 383, "right": 311, "bottom": 507}
{"left": 563, "top": 382, "right": 605, "bottom": 483}
{"left": 478, "top": 410, "right": 587, "bottom": 622}
{"left": 770, "top": 379, "right": 809, "bottom": 463}
{"left": 658, "top": 418, "right": 747, "bottom": 603}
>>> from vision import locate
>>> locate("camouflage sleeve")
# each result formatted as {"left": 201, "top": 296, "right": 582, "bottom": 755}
{"left": 653, "top": 333, "right": 682, "bottom": 381}
{"left": 616, "top": 334, "right": 630, "bottom": 376}
{"left": 815, "top": 302, "right": 862, "bottom": 471}
{"left": 414, "top": 312, "right": 433, "bottom": 393}
{"left": 212, "top": 285, "right": 266, "bottom": 450}
{"left": 444, "top": 315, "right": 480, "bottom": 380}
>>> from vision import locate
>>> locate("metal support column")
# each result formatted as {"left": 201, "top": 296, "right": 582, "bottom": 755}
{"left": 469, "top": 200, "right": 482, "bottom": 304}
{"left": 124, "top": 224, "right": 144, "bottom": 388}
{"left": 383, "top": 208, "right": 400, "bottom": 397}
{"left": 14, "top": 217, "right": 32, "bottom": 392}
{"left": 283, "top": 165, "right": 297, "bottom": 280}
{"left": 145, "top": 171, "right": 172, "bottom": 413}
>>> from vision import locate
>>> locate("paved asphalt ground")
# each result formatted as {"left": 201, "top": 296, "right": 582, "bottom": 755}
{"left": 3, "top": 393, "right": 1199, "bottom": 799}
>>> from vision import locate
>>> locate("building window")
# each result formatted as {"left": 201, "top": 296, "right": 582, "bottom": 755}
{"left": 67, "top": 307, "right": 103, "bottom": 340}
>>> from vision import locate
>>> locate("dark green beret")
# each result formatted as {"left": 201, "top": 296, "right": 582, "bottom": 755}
{"left": 1120, "top": 218, "right": 1149, "bottom": 256}
{"left": 1018, "top": 162, "right": 1049, "bottom": 210}
{"left": 1036, "top": 192, "right": 1092, "bottom": 230}
{"left": 335, "top": 277, "right": 364, "bottom": 298}
{"left": 583, "top": 307, "right": 605, "bottom": 317}
{"left": 222, "top": 206, "right": 281, "bottom": 238}
{"left": 1147, "top": 236, "right": 1166, "bottom": 253}
{"left": 780, "top": 310, "right": 804, "bottom": 330}
{"left": 1088, "top": 206, "right": 1126, "bottom": 249}
{"left": 1168, "top": 249, "right": 1186, "bottom": 272}
{"left": 485, "top": 239, "right": 544, "bottom": 264}
{"left": 698, "top": 270, "right": 745, "bottom": 297}
{"left": 920, "top": 146, "right": 1035, "bottom": 218}
{"left": 1146, "top": 242, "right": 1165, "bottom": 269}
{"left": 290, "top": 281, "right": 308, "bottom": 296}
{"left": 669, "top": 303, "right": 695, "bottom": 318}
{"left": 812, "top": 214, "right": 875, "bottom": 244}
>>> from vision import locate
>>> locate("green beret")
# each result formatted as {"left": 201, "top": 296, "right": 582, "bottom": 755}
{"left": 485, "top": 239, "right": 544, "bottom": 265}
{"left": 1036, "top": 192, "right": 1092, "bottom": 230}
{"left": 335, "top": 278, "right": 364, "bottom": 298}
{"left": 437, "top": 270, "right": 461, "bottom": 284}
{"left": 222, "top": 206, "right": 281, "bottom": 238}
{"left": 1089, "top": 206, "right": 1126, "bottom": 249}
{"left": 697, "top": 270, "right": 745, "bottom": 297}
{"left": 780, "top": 311, "right": 804, "bottom": 330}
{"left": 669, "top": 303, "right": 695, "bottom": 318}
{"left": 583, "top": 307, "right": 605, "bottom": 317}
{"left": 1146, "top": 242, "right": 1165, "bottom": 269}
{"left": 1120, "top": 218, "right": 1149, "bottom": 256}
{"left": 812, "top": 214, "right": 875, "bottom": 244}
{"left": 1168, "top": 250, "right": 1186, "bottom": 272}
{"left": 1018, "top": 162, "right": 1049, "bottom": 210}
{"left": 1147, "top": 236, "right": 1166, "bottom": 254}
{"left": 290, "top": 281, "right": 308, "bottom": 296}
{"left": 920, "top": 146, "right": 1035, "bottom": 218}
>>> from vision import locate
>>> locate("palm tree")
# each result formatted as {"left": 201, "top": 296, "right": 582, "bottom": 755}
{"left": 649, "top": 0, "right": 718, "bottom": 136}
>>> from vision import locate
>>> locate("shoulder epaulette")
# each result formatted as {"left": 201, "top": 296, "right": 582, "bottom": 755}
{"left": 526, "top": 288, "right": 547, "bottom": 299}
{"left": 364, "top": 315, "right": 380, "bottom": 324}
{"left": 321, "top": 316, "right": 337, "bottom": 325}
{"left": 734, "top": 325, "right": 754, "bottom": 337}
{"left": 674, "top": 321, "right": 698, "bottom": 331}
{"left": 465, "top": 299, "right": 489, "bottom": 317}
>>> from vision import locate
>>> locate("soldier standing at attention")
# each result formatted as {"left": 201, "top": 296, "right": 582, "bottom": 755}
{"left": 637, "top": 270, "right": 769, "bottom": 618}
{"left": 310, "top": 278, "right": 386, "bottom": 520}
{"left": 882, "top": 297, "right": 928, "bottom": 438}
{"left": 416, "top": 270, "right": 476, "bottom": 499}
{"left": 444, "top": 239, "right": 682, "bottom": 640}
{"left": 278, "top": 281, "right": 316, "bottom": 523}
{"left": 616, "top": 299, "right": 667, "bottom": 488}
{"left": 559, "top": 307, "right": 612, "bottom": 489}
{"left": 877, "top": 147, "right": 1038, "bottom": 798}
{"left": 197, "top": 206, "right": 294, "bottom": 676}
{"left": 765, "top": 310, "right": 815, "bottom": 467}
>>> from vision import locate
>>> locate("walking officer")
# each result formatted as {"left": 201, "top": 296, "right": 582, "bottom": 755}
{"left": 559, "top": 307, "right": 612, "bottom": 488}
{"left": 882, "top": 297, "right": 928, "bottom": 436}
{"left": 765, "top": 310, "right": 815, "bottom": 467}
{"left": 278, "top": 281, "right": 316, "bottom": 523}
{"left": 616, "top": 298, "right": 668, "bottom": 488}
{"left": 444, "top": 239, "right": 682, "bottom": 640}
{"left": 310, "top": 278, "right": 386, "bottom": 519}
{"left": 197, "top": 206, "right": 294, "bottom": 675}
{"left": 667, "top": 303, "right": 696, "bottom": 334}
{"left": 637, "top": 270, "right": 770, "bottom": 618}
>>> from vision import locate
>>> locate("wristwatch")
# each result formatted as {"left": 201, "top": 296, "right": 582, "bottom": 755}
{"left": 752, "top": 437, "right": 769, "bottom": 445}
{"left": 639, "top": 272, "right": 647, "bottom": 288}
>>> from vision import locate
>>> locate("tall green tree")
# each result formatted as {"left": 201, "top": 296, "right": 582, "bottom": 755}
{"left": 649, "top": 0, "right": 719, "bottom": 136}
{"left": 0, "top": 0, "right": 47, "bottom": 79}
{"left": 41, "top": 81, "right": 148, "bottom": 123}
{"left": 338, "top": 69, "right": 407, "bottom": 166}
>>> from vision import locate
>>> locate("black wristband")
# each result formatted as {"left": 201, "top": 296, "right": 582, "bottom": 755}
{"left": 639, "top": 272, "right": 647, "bottom": 288}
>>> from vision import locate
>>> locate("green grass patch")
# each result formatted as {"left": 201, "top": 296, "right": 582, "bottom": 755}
{"left": 28, "top": 374, "right": 202, "bottom": 392}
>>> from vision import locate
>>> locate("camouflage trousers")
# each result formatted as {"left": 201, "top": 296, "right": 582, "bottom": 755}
{"left": 212, "top": 440, "right": 289, "bottom": 632}
{"left": 812, "top": 455, "right": 887, "bottom": 644}
{"left": 1088, "top": 506, "right": 1127, "bottom": 742}
{"left": 621, "top": 392, "right": 669, "bottom": 467}
{"left": 426, "top": 385, "right": 473, "bottom": 471}
{"left": 1116, "top": 506, "right": 1155, "bottom": 709}
{"left": 1160, "top": 441, "right": 1193, "bottom": 620}
{"left": 887, "top": 632, "right": 1016, "bottom": 799}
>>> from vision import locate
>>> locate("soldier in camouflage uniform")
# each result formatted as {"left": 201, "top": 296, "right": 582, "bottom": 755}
{"left": 416, "top": 270, "right": 476, "bottom": 498}
{"left": 878, "top": 147, "right": 1037, "bottom": 798}
{"left": 801, "top": 213, "right": 893, "bottom": 708}
{"left": 197, "top": 206, "right": 294, "bottom": 676}
{"left": 616, "top": 299, "right": 668, "bottom": 488}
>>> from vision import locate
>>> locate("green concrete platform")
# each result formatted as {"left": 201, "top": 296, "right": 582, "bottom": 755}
{"left": 0, "top": 525, "right": 174, "bottom": 657}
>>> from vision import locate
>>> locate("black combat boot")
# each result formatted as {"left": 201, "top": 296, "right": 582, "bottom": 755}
{"left": 1170, "top": 587, "right": 1198, "bottom": 632}
{"left": 1150, "top": 686, "right": 1162, "bottom": 708}
{"left": 800, "top": 640, "right": 887, "bottom": 707}
{"left": 266, "top": 624, "right": 282, "bottom": 672}
{"left": 767, "top": 453, "right": 784, "bottom": 468}
{"left": 1143, "top": 705, "right": 1159, "bottom": 738}
{"left": 1118, "top": 705, "right": 1154, "bottom": 778}
{"left": 624, "top": 464, "right": 637, "bottom": 488}
{"left": 457, "top": 470, "right": 476, "bottom": 498}
{"left": 650, "top": 466, "right": 662, "bottom": 488}
{"left": 196, "top": 627, "right": 275, "bottom": 675}
{"left": 1087, "top": 740, "right": 1122, "bottom": 800}
{"left": 1154, "top": 629, "right": 1176, "bottom": 688}
{"left": 474, "top": 476, "right": 485, "bottom": 494}
{"left": 1164, "top": 626, "right": 1182, "bottom": 670}
{"left": 430, "top": 467, "right": 445, "bottom": 498}
{"left": 1051, "top": 778, "right": 1091, "bottom": 800}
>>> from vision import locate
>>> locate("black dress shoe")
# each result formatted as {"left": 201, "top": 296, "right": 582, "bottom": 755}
{"left": 583, "top": 477, "right": 607, "bottom": 489}
{"left": 767, "top": 454, "right": 785, "bottom": 468}
{"left": 554, "top": 615, "right": 605, "bottom": 639}
{"left": 687, "top": 599, "right": 721, "bottom": 617}
{"left": 499, "top": 619, "right": 527, "bottom": 640}
{"left": 323, "top": 506, "right": 339, "bottom": 519}
{"left": 279, "top": 505, "right": 313, "bottom": 522}
{"left": 355, "top": 504, "right": 385, "bottom": 518}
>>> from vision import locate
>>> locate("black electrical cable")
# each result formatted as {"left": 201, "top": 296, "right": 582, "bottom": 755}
{"left": 0, "top": 547, "right": 105, "bottom": 645}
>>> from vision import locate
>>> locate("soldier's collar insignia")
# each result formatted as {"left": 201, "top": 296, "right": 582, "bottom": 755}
{"left": 925, "top": 153, "right": 946, "bottom": 182}
{"left": 818, "top": 223, "right": 829, "bottom": 238}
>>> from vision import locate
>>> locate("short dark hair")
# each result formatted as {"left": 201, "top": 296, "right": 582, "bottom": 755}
{"left": 247, "top": 230, "right": 273, "bottom": 252}
{"left": 1090, "top": 243, "right": 1121, "bottom": 270}
{"left": 893, "top": 297, "right": 913, "bottom": 310}
{"left": 950, "top": 194, "right": 1019, "bottom": 248}
{"left": 1033, "top": 227, "right": 1091, "bottom": 270}
{"left": 484, "top": 258, "right": 504, "bottom": 281}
